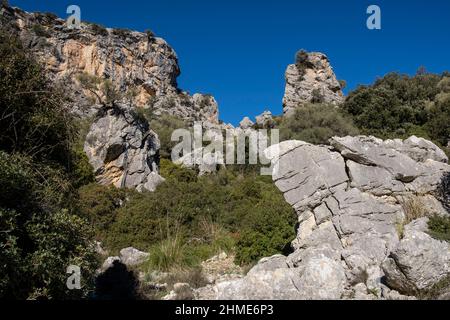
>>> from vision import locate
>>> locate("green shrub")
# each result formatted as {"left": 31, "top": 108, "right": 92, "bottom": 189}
{"left": 295, "top": 49, "right": 309, "bottom": 80}
{"left": 76, "top": 73, "right": 123, "bottom": 106}
{"left": 150, "top": 114, "right": 189, "bottom": 159}
{"left": 68, "top": 118, "right": 96, "bottom": 189}
{"left": 112, "top": 28, "right": 132, "bottom": 38}
{"left": 234, "top": 183, "right": 296, "bottom": 265}
{"left": 427, "top": 215, "right": 450, "bottom": 242}
{"left": 279, "top": 103, "right": 359, "bottom": 144}
{"left": 145, "top": 29, "right": 155, "bottom": 39}
{"left": 77, "top": 184, "right": 127, "bottom": 239}
{"left": 311, "top": 89, "right": 325, "bottom": 103}
{"left": 0, "top": 152, "right": 98, "bottom": 299}
{"left": 32, "top": 24, "right": 50, "bottom": 37}
{"left": 427, "top": 98, "right": 450, "bottom": 147}
{"left": 0, "top": 32, "right": 75, "bottom": 166}
{"left": 436, "top": 172, "right": 450, "bottom": 212}
{"left": 343, "top": 72, "right": 449, "bottom": 144}
{"left": 69, "top": 146, "right": 95, "bottom": 189}
{"left": 160, "top": 158, "right": 197, "bottom": 183}
{"left": 90, "top": 169, "right": 295, "bottom": 266}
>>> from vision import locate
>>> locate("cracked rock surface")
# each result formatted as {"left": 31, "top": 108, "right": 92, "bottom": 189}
{"left": 197, "top": 135, "right": 450, "bottom": 300}
{"left": 84, "top": 104, "right": 164, "bottom": 192}
{"left": 282, "top": 51, "right": 344, "bottom": 115}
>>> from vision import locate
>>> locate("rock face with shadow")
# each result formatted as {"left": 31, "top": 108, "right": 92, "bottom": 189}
{"left": 84, "top": 104, "right": 164, "bottom": 192}
{"left": 94, "top": 260, "right": 140, "bottom": 300}
{"left": 196, "top": 135, "right": 450, "bottom": 300}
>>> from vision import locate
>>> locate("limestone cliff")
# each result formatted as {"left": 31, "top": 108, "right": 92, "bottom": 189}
{"left": 0, "top": 5, "right": 218, "bottom": 123}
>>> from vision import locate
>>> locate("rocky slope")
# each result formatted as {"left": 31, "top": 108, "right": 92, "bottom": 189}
{"left": 0, "top": 5, "right": 218, "bottom": 123}
{"left": 283, "top": 51, "right": 344, "bottom": 115}
{"left": 197, "top": 136, "right": 450, "bottom": 299}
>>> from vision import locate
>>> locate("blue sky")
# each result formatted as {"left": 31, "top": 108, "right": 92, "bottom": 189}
{"left": 10, "top": 0, "right": 450, "bottom": 125}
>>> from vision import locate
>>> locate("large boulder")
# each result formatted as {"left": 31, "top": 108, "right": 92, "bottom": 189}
{"left": 84, "top": 104, "right": 164, "bottom": 192}
{"left": 382, "top": 218, "right": 450, "bottom": 296}
{"left": 210, "top": 253, "right": 346, "bottom": 300}
{"left": 282, "top": 51, "right": 344, "bottom": 115}
{"left": 119, "top": 247, "right": 150, "bottom": 267}
{"left": 330, "top": 136, "right": 449, "bottom": 194}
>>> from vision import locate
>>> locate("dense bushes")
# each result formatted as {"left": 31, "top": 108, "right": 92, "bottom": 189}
{"left": 78, "top": 167, "right": 296, "bottom": 267}
{"left": 278, "top": 103, "right": 359, "bottom": 144}
{"left": 343, "top": 72, "right": 450, "bottom": 149}
{"left": 77, "top": 184, "right": 127, "bottom": 239}
{"left": 0, "top": 32, "right": 98, "bottom": 299}
{"left": 0, "top": 33, "right": 74, "bottom": 165}
{"left": 0, "top": 152, "right": 98, "bottom": 299}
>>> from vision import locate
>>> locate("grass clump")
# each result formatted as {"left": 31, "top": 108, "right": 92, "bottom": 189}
{"left": 400, "top": 196, "right": 430, "bottom": 224}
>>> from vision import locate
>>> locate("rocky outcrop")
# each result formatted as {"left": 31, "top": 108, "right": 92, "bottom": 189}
{"left": 382, "top": 218, "right": 450, "bottom": 296}
{"left": 197, "top": 135, "right": 449, "bottom": 300}
{"left": 1, "top": 4, "right": 223, "bottom": 192}
{"left": 239, "top": 117, "right": 254, "bottom": 130}
{"left": 255, "top": 111, "right": 274, "bottom": 128}
{"left": 213, "top": 254, "right": 346, "bottom": 300}
{"left": 119, "top": 247, "right": 150, "bottom": 267}
{"left": 84, "top": 104, "right": 164, "bottom": 192}
{"left": 0, "top": 5, "right": 219, "bottom": 123}
{"left": 100, "top": 247, "right": 149, "bottom": 271}
{"left": 282, "top": 51, "right": 344, "bottom": 115}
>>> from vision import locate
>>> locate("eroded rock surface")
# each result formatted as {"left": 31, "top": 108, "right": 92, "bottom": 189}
{"left": 282, "top": 51, "right": 344, "bottom": 115}
{"left": 382, "top": 218, "right": 450, "bottom": 296}
{"left": 0, "top": 5, "right": 219, "bottom": 123}
{"left": 84, "top": 104, "right": 164, "bottom": 192}
{"left": 197, "top": 135, "right": 449, "bottom": 300}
